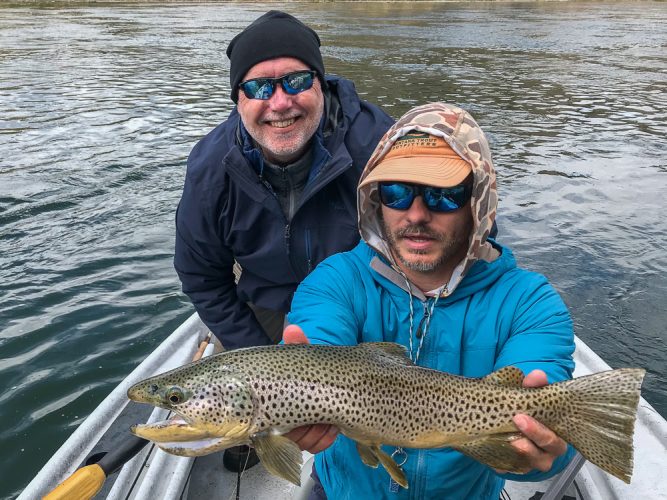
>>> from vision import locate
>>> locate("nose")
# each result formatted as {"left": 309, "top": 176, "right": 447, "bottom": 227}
{"left": 268, "top": 85, "right": 293, "bottom": 112}
{"left": 404, "top": 196, "right": 432, "bottom": 224}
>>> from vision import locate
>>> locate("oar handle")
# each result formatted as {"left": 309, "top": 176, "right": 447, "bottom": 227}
{"left": 43, "top": 435, "right": 149, "bottom": 500}
{"left": 42, "top": 464, "right": 106, "bottom": 500}
{"left": 193, "top": 332, "right": 213, "bottom": 361}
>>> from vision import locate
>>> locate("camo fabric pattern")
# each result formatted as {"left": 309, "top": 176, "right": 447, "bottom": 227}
{"left": 358, "top": 102, "right": 498, "bottom": 295}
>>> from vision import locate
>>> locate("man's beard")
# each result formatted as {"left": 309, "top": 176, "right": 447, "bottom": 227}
{"left": 383, "top": 222, "right": 469, "bottom": 272}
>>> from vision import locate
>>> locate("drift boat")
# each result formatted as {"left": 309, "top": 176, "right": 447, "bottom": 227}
{"left": 20, "top": 313, "right": 667, "bottom": 500}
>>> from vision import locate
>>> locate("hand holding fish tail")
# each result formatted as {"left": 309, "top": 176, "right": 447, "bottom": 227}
{"left": 282, "top": 324, "right": 340, "bottom": 454}
{"left": 500, "top": 370, "right": 568, "bottom": 474}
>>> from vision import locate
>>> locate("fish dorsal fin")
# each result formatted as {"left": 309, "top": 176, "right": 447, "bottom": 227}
{"left": 359, "top": 342, "right": 414, "bottom": 366}
{"left": 483, "top": 366, "right": 524, "bottom": 387}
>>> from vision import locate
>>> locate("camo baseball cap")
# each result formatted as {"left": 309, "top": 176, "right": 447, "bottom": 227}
{"left": 359, "top": 132, "right": 471, "bottom": 188}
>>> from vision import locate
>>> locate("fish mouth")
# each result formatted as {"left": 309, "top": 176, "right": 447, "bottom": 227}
{"left": 131, "top": 416, "right": 250, "bottom": 456}
{"left": 131, "top": 416, "right": 210, "bottom": 443}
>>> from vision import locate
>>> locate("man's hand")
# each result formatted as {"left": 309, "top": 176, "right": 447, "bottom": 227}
{"left": 282, "top": 324, "right": 310, "bottom": 345}
{"left": 283, "top": 325, "right": 339, "bottom": 453}
{"left": 501, "top": 369, "right": 568, "bottom": 474}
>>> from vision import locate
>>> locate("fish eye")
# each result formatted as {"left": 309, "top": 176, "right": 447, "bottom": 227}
{"left": 166, "top": 387, "right": 185, "bottom": 405}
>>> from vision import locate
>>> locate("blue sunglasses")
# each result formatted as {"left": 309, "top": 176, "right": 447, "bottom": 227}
{"left": 238, "top": 70, "right": 316, "bottom": 100}
{"left": 379, "top": 182, "right": 473, "bottom": 213}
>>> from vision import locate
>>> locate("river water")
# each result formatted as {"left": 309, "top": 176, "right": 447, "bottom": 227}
{"left": 1, "top": 2, "right": 665, "bottom": 498}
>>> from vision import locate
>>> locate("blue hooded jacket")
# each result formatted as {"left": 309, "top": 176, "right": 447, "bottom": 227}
{"left": 174, "top": 76, "right": 394, "bottom": 349}
{"left": 288, "top": 242, "right": 576, "bottom": 499}
{"left": 287, "top": 103, "right": 576, "bottom": 499}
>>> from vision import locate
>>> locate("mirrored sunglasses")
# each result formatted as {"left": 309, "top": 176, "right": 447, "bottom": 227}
{"left": 238, "top": 70, "right": 316, "bottom": 100}
{"left": 379, "top": 182, "right": 473, "bottom": 213}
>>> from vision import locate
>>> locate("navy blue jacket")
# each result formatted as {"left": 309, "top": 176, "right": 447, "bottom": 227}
{"left": 174, "top": 76, "right": 394, "bottom": 349}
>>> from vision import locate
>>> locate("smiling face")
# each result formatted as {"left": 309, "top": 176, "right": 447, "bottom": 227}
{"left": 237, "top": 57, "right": 324, "bottom": 165}
{"left": 381, "top": 191, "right": 473, "bottom": 291}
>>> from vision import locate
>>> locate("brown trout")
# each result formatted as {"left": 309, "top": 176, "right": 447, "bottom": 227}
{"left": 127, "top": 342, "right": 645, "bottom": 488}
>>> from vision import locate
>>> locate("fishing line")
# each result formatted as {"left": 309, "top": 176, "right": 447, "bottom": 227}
{"left": 236, "top": 468, "right": 241, "bottom": 500}
{"left": 237, "top": 450, "right": 251, "bottom": 500}
{"left": 226, "top": 449, "right": 252, "bottom": 500}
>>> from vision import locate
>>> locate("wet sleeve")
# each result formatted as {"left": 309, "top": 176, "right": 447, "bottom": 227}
{"left": 173, "top": 172, "right": 271, "bottom": 350}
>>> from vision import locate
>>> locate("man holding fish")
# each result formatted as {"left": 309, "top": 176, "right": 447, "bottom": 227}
{"left": 173, "top": 10, "right": 393, "bottom": 472}
{"left": 284, "top": 102, "right": 578, "bottom": 498}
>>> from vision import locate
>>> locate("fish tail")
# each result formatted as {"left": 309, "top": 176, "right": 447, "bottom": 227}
{"left": 551, "top": 368, "right": 645, "bottom": 483}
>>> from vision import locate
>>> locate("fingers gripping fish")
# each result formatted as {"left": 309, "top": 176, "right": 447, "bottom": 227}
{"left": 127, "top": 343, "right": 645, "bottom": 488}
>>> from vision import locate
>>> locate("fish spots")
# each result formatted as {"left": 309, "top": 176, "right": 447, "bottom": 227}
{"left": 130, "top": 344, "right": 643, "bottom": 485}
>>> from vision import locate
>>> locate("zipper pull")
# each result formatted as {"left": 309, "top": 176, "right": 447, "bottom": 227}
{"left": 284, "top": 224, "right": 291, "bottom": 256}
{"left": 305, "top": 229, "right": 313, "bottom": 274}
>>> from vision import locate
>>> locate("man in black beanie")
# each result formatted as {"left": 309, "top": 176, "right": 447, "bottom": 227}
{"left": 173, "top": 10, "right": 393, "bottom": 471}
{"left": 226, "top": 10, "right": 326, "bottom": 104}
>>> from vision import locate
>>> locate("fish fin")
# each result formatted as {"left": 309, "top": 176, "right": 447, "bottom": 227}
{"left": 452, "top": 432, "right": 531, "bottom": 472}
{"left": 483, "top": 366, "right": 524, "bottom": 387}
{"left": 252, "top": 433, "right": 303, "bottom": 486}
{"left": 368, "top": 445, "right": 409, "bottom": 489}
{"left": 360, "top": 342, "right": 413, "bottom": 366}
{"left": 549, "top": 368, "right": 645, "bottom": 484}
{"left": 355, "top": 442, "right": 380, "bottom": 468}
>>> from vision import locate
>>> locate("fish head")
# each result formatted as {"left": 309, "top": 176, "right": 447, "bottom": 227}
{"left": 127, "top": 362, "right": 255, "bottom": 455}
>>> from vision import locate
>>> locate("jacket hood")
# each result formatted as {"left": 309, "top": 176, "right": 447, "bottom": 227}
{"left": 358, "top": 102, "right": 498, "bottom": 295}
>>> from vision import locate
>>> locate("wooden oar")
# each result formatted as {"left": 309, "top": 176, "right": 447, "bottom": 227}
{"left": 43, "top": 332, "right": 213, "bottom": 500}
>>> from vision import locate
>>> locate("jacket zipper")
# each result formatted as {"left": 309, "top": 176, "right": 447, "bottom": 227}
{"left": 284, "top": 224, "right": 290, "bottom": 257}
{"left": 254, "top": 153, "right": 352, "bottom": 278}
{"left": 283, "top": 166, "right": 298, "bottom": 222}
{"left": 305, "top": 229, "right": 313, "bottom": 273}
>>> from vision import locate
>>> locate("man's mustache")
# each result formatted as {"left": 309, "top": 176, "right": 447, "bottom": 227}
{"left": 395, "top": 225, "right": 443, "bottom": 240}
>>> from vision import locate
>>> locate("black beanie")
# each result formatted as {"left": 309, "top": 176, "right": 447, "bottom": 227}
{"left": 226, "top": 10, "right": 326, "bottom": 103}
